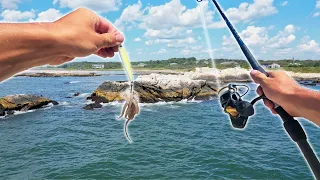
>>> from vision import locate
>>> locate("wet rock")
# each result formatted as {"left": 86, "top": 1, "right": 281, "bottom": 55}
{"left": 74, "top": 92, "right": 80, "bottom": 96}
{"left": 83, "top": 103, "right": 103, "bottom": 110}
{"left": 0, "top": 105, "right": 4, "bottom": 116}
{"left": 0, "top": 94, "right": 58, "bottom": 116}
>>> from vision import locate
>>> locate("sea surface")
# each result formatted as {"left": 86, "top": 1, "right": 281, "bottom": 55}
{"left": 0, "top": 72, "right": 319, "bottom": 180}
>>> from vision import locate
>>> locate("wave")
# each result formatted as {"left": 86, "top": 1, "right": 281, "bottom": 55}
{"left": 59, "top": 101, "right": 70, "bottom": 106}
{"left": 0, "top": 103, "right": 55, "bottom": 118}
{"left": 69, "top": 81, "right": 81, "bottom": 84}
{"left": 78, "top": 93, "right": 91, "bottom": 97}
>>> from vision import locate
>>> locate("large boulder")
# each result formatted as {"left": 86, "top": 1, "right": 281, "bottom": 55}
{"left": 0, "top": 94, "right": 58, "bottom": 116}
{"left": 89, "top": 74, "right": 219, "bottom": 103}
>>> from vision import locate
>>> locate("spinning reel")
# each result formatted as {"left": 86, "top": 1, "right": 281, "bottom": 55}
{"left": 218, "top": 84, "right": 265, "bottom": 129}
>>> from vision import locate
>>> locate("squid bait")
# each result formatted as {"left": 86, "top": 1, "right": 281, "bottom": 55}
{"left": 118, "top": 45, "right": 140, "bottom": 143}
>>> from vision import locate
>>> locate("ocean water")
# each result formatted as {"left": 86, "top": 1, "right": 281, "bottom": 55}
{"left": 0, "top": 73, "right": 319, "bottom": 179}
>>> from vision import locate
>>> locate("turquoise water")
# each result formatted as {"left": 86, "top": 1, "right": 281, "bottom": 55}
{"left": 0, "top": 73, "right": 319, "bottom": 179}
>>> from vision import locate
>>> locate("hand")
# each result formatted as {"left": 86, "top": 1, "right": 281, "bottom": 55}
{"left": 250, "top": 70, "right": 304, "bottom": 117}
{"left": 49, "top": 8, "right": 124, "bottom": 65}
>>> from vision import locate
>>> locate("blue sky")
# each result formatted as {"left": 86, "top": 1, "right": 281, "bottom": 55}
{"left": 1, "top": 0, "right": 320, "bottom": 62}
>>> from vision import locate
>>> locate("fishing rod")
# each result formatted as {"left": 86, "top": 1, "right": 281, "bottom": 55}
{"left": 197, "top": 0, "right": 320, "bottom": 178}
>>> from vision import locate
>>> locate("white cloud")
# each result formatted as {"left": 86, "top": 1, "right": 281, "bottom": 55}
{"left": 144, "top": 27, "right": 184, "bottom": 39}
{"left": 186, "top": 30, "right": 193, "bottom": 34}
{"left": 224, "top": 0, "right": 277, "bottom": 23}
{"left": 0, "top": 0, "right": 20, "bottom": 9}
{"left": 1, "top": 9, "right": 35, "bottom": 22}
{"left": 268, "top": 24, "right": 296, "bottom": 48}
{"left": 134, "top": 37, "right": 142, "bottom": 42}
{"left": 222, "top": 24, "right": 296, "bottom": 55}
{"left": 33, "top": 8, "right": 63, "bottom": 22}
{"left": 180, "top": 49, "right": 190, "bottom": 55}
{"left": 151, "top": 48, "right": 168, "bottom": 55}
{"left": 284, "top": 24, "right": 295, "bottom": 33}
{"left": 281, "top": 1, "right": 288, "bottom": 6}
{"left": 145, "top": 40, "right": 153, "bottom": 45}
{"left": 298, "top": 40, "right": 320, "bottom": 52}
{"left": 313, "top": 12, "right": 320, "bottom": 17}
{"left": 317, "top": 1, "right": 320, "bottom": 9}
{"left": 144, "top": 37, "right": 196, "bottom": 48}
{"left": 114, "top": 1, "right": 143, "bottom": 31}
{"left": 222, "top": 26, "right": 269, "bottom": 47}
{"left": 167, "top": 37, "right": 196, "bottom": 48}
{"left": 53, "top": 0, "right": 122, "bottom": 13}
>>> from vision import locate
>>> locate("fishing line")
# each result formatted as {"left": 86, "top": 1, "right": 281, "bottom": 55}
{"left": 198, "top": 0, "right": 227, "bottom": 148}
{"left": 197, "top": 1, "right": 221, "bottom": 89}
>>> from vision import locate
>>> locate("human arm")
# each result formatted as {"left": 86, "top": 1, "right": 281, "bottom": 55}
{"left": 0, "top": 8, "right": 124, "bottom": 82}
{"left": 250, "top": 70, "right": 320, "bottom": 126}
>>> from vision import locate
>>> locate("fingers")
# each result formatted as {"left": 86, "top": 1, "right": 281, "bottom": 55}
{"left": 96, "top": 16, "right": 118, "bottom": 34}
{"left": 250, "top": 70, "right": 269, "bottom": 85}
{"left": 96, "top": 32, "right": 124, "bottom": 49}
{"left": 95, "top": 47, "right": 116, "bottom": 58}
{"left": 257, "top": 86, "right": 277, "bottom": 114}
{"left": 263, "top": 98, "right": 277, "bottom": 114}
{"left": 256, "top": 86, "right": 263, "bottom": 96}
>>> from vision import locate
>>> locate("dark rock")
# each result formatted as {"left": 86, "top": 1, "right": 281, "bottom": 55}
{"left": 74, "top": 92, "right": 80, "bottom": 96}
{"left": 7, "top": 110, "right": 15, "bottom": 115}
{"left": 52, "top": 101, "right": 59, "bottom": 105}
{"left": 0, "top": 105, "right": 4, "bottom": 116}
{"left": 83, "top": 103, "right": 103, "bottom": 110}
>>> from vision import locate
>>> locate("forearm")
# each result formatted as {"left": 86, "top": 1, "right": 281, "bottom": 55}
{"left": 0, "top": 23, "right": 63, "bottom": 82}
{"left": 292, "top": 87, "right": 320, "bottom": 126}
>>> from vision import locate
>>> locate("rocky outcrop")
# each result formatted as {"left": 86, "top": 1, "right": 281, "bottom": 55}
{"left": 0, "top": 95, "right": 58, "bottom": 116}
{"left": 83, "top": 103, "right": 103, "bottom": 110}
{"left": 89, "top": 73, "right": 219, "bottom": 104}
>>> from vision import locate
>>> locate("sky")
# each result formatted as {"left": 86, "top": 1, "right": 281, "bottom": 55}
{"left": 0, "top": 0, "right": 320, "bottom": 62}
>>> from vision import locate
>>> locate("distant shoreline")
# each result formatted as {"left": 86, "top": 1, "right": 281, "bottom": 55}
{"left": 15, "top": 68, "right": 320, "bottom": 83}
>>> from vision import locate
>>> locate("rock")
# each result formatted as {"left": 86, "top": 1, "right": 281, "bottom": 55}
{"left": 74, "top": 92, "right": 80, "bottom": 96}
{"left": 0, "top": 105, "right": 4, "bottom": 116}
{"left": 0, "top": 94, "right": 58, "bottom": 116}
{"left": 83, "top": 103, "right": 103, "bottom": 110}
{"left": 7, "top": 110, "right": 15, "bottom": 115}
{"left": 52, "top": 101, "right": 59, "bottom": 105}
{"left": 89, "top": 74, "right": 219, "bottom": 104}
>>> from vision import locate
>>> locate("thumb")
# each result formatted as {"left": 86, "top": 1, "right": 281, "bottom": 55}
{"left": 96, "top": 32, "right": 124, "bottom": 48}
{"left": 250, "top": 70, "right": 268, "bottom": 85}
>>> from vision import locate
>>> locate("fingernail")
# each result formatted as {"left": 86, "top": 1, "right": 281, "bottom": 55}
{"left": 250, "top": 70, "right": 259, "bottom": 75}
{"left": 115, "top": 33, "right": 124, "bottom": 42}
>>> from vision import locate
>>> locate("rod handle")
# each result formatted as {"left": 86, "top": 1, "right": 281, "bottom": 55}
{"left": 275, "top": 106, "right": 307, "bottom": 142}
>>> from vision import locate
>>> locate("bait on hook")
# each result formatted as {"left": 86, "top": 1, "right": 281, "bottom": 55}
{"left": 118, "top": 45, "right": 140, "bottom": 143}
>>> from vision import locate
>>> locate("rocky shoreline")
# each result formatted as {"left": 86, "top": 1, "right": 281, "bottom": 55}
{"left": 3, "top": 67, "right": 319, "bottom": 112}
{"left": 15, "top": 68, "right": 320, "bottom": 82}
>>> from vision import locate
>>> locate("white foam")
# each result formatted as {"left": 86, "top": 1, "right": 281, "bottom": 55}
{"left": 59, "top": 101, "right": 70, "bottom": 106}
{"left": 78, "top": 93, "right": 91, "bottom": 97}
{"left": 69, "top": 81, "right": 81, "bottom": 84}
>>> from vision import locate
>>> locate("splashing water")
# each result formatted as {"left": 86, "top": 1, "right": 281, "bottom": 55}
{"left": 198, "top": 1, "right": 221, "bottom": 88}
